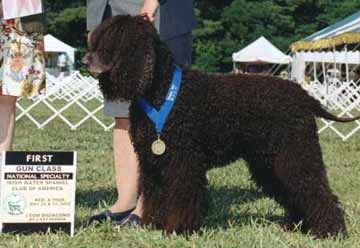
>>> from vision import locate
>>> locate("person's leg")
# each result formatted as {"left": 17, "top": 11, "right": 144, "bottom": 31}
{"left": 115, "top": 193, "right": 143, "bottom": 226}
{"left": 110, "top": 118, "right": 139, "bottom": 213}
{"left": 131, "top": 194, "right": 143, "bottom": 216}
{"left": 0, "top": 95, "right": 17, "bottom": 151}
{"left": 88, "top": 103, "right": 141, "bottom": 224}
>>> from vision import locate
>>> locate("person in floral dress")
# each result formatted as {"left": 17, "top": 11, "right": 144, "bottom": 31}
{"left": 0, "top": 0, "right": 45, "bottom": 152}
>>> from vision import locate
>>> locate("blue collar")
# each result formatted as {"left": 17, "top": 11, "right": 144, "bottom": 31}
{"left": 138, "top": 65, "right": 182, "bottom": 135}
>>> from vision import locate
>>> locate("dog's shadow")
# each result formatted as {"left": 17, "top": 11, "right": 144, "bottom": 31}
{"left": 76, "top": 186, "right": 283, "bottom": 230}
{"left": 205, "top": 186, "right": 283, "bottom": 230}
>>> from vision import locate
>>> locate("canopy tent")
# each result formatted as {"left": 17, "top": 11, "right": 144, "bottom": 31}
{"left": 232, "top": 36, "right": 292, "bottom": 65}
{"left": 291, "top": 10, "right": 360, "bottom": 52}
{"left": 293, "top": 50, "right": 360, "bottom": 64}
{"left": 44, "top": 34, "right": 76, "bottom": 65}
{"left": 291, "top": 10, "right": 360, "bottom": 83}
{"left": 290, "top": 51, "right": 360, "bottom": 83}
{"left": 288, "top": 11, "right": 360, "bottom": 141}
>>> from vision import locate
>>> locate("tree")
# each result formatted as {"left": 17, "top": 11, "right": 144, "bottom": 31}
{"left": 192, "top": 0, "right": 358, "bottom": 72}
{"left": 44, "top": 0, "right": 86, "bottom": 68}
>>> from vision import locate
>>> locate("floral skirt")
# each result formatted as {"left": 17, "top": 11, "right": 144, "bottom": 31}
{"left": 0, "top": 23, "right": 45, "bottom": 98}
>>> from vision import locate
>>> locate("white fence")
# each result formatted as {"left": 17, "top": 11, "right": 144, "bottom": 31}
{"left": 16, "top": 71, "right": 115, "bottom": 131}
{"left": 274, "top": 49, "right": 360, "bottom": 141}
{"left": 301, "top": 76, "right": 360, "bottom": 141}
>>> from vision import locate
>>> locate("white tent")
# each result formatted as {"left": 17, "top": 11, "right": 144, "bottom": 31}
{"left": 291, "top": 11, "right": 360, "bottom": 52}
{"left": 232, "top": 36, "right": 292, "bottom": 64}
{"left": 291, "top": 11, "right": 360, "bottom": 83}
{"left": 302, "top": 10, "right": 360, "bottom": 42}
{"left": 44, "top": 34, "right": 76, "bottom": 65}
{"left": 288, "top": 11, "right": 360, "bottom": 141}
{"left": 291, "top": 50, "right": 360, "bottom": 83}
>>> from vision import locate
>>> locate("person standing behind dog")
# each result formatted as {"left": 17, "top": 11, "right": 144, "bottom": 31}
{"left": 140, "top": 0, "right": 196, "bottom": 65}
{"left": 87, "top": 0, "right": 196, "bottom": 225}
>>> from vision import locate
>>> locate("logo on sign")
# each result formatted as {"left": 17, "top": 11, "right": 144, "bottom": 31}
{"left": 3, "top": 193, "right": 27, "bottom": 216}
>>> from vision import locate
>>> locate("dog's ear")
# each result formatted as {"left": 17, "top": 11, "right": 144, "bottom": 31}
{"left": 95, "top": 15, "right": 158, "bottom": 101}
{"left": 128, "top": 16, "right": 157, "bottom": 96}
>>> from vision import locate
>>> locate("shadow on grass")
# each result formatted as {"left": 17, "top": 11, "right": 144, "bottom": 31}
{"left": 75, "top": 186, "right": 264, "bottom": 208}
{"left": 76, "top": 187, "right": 117, "bottom": 209}
{"left": 75, "top": 187, "right": 118, "bottom": 227}
{"left": 204, "top": 186, "right": 283, "bottom": 230}
{"left": 75, "top": 185, "right": 283, "bottom": 230}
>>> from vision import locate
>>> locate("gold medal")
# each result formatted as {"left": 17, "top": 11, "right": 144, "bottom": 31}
{"left": 151, "top": 135, "right": 166, "bottom": 156}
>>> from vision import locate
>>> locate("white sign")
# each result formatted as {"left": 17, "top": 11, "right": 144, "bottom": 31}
{"left": 2, "top": 0, "right": 43, "bottom": 20}
{"left": 0, "top": 151, "right": 76, "bottom": 236}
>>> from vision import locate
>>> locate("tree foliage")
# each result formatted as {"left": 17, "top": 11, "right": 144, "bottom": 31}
{"left": 42, "top": 0, "right": 360, "bottom": 72}
{"left": 43, "top": 0, "right": 86, "bottom": 68}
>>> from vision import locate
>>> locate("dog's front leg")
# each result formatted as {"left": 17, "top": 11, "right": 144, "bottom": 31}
{"left": 162, "top": 168, "right": 209, "bottom": 234}
{"left": 141, "top": 158, "right": 209, "bottom": 234}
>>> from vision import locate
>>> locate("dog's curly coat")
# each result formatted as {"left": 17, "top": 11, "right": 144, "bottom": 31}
{"left": 86, "top": 15, "right": 356, "bottom": 238}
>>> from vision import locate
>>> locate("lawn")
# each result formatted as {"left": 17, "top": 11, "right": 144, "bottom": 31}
{"left": 0, "top": 112, "right": 359, "bottom": 248}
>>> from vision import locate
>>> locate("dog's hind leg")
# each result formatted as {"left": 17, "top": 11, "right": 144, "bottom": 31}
{"left": 275, "top": 145, "right": 346, "bottom": 238}
{"left": 256, "top": 121, "right": 347, "bottom": 238}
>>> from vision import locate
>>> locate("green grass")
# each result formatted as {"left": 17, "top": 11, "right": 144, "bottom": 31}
{"left": 1, "top": 108, "right": 360, "bottom": 247}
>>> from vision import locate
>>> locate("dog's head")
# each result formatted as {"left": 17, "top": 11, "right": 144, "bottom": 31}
{"left": 84, "top": 15, "right": 170, "bottom": 101}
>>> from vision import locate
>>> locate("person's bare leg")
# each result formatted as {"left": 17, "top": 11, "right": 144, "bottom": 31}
{"left": 132, "top": 194, "right": 143, "bottom": 217}
{"left": 0, "top": 95, "right": 16, "bottom": 151}
{"left": 110, "top": 118, "right": 139, "bottom": 213}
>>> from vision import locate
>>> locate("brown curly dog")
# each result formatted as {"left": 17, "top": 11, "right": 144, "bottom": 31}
{"left": 84, "top": 15, "right": 358, "bottom": 238}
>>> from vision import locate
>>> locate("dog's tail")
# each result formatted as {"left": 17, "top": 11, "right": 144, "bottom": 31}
{"left": 312, "top": 98, "right": 360, "bottom": 123}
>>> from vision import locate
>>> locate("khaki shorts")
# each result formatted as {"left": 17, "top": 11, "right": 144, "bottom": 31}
{"left": 104, "top": 100, "right": 130, "bottom": 118}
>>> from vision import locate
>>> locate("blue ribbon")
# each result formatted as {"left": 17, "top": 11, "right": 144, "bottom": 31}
{"left": 138, "top": 65, "right": 182, "bottom": 135}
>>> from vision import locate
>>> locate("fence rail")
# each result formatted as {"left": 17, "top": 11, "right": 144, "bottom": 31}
{"left": 16, "top": 71, "right": 115, "bottom": 131}
{"left": 300, "top": 77, "right": 360, "bottom": 141}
